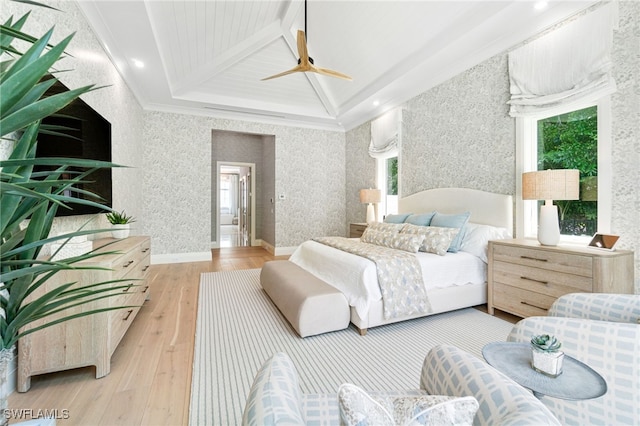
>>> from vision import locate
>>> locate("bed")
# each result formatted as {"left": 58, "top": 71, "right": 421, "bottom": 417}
{"left": 289, "top": 188, "right": 513, "bottom": 334}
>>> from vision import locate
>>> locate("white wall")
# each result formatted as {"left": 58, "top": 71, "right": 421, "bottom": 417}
{"left": 2, "top": 0, "right": 146, "bottom": 248}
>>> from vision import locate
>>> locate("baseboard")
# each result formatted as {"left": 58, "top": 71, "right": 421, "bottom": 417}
{"left": 151, "top": 252, "right": 212, "bottom": 264}
{"left": 273, "top": 246, "right": 298, "bottom": 256}
{"left": 260, "top": 241, "right": 297, "bottom": 256}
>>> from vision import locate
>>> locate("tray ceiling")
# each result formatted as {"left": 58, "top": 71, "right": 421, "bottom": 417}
{"left": 78, "top": 0, "right": 596, "bottom": 130}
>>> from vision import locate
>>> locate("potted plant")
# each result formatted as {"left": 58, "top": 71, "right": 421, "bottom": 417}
{"left": 530, "top": 334, "right": 564, "bottom": 377}
{"left": 106, "top": 210, "right": 136, "bottom": 239}
{"left": 1, "top": 1, "right": 131, "bottom": 416}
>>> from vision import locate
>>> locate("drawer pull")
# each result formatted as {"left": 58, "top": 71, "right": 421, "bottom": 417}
{"left": 123, "top": 309, "right": 133, "bottom": 321}
{"left": 142, "top": 248, "right": 150, "bottom": 253}
{"left": 520, "top": 255, "right": 547, "bottom": 262}
{"left": 142, "top": 265, "right": 150, "bottom": 272}
{"left": 122, "top": 284, "right": 133, "bottom": 293}
{"left": 123, "top": 260, "right": 134, "bottom": 268}
{"left": 520, "top": 301, "right": 547, "bottom": 311}
{"left": 520, "top": 276, "right": 549, "bottom": 285}
{"left": 142, "top": 285, "right": 149, "bottom": 293}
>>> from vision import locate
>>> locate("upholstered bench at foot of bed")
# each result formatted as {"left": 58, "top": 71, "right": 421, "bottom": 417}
{"left": 260, "top": 260, "right": 350, "bottom": 337}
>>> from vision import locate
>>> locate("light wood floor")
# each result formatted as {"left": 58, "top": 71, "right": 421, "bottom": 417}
{"left": 8, "top": 247, "right": 285, "bottom": 426}
{"left": 8, "top": 246, "right": 517, "bottom": 425}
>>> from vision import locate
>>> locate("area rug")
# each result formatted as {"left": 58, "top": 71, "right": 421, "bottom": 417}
{"left": 189, "top": 269, "right": 514, "bottom": 425}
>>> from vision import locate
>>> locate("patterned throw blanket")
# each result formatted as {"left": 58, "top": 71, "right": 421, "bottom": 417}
{"left": 314, "top": 237, "right": 432, "bottom": 319}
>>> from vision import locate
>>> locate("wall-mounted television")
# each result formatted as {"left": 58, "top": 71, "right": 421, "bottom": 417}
{"left": 36, "top": 78, "right": 112, "bottom": 216}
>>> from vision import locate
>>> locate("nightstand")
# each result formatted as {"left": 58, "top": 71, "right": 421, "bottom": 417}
{"left": 487, "top": 239, "right": 634, "bottom": 318}
{"left": 349, "top": 223, "right": 368, "bottom": 238}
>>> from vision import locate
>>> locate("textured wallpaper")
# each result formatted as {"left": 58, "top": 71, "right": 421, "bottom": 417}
{"left": 10, "top": 0, "right": 636, "bottom": 289}
{"left": 2, "top": 0, "right": 145, "bottom": 252}
{"left": 610, "top": 1, "right": 640, "bottom": 291}
{"left": 345, "top": 2, "right": 639, "bottom": 292}
{"left": 345, "top": 122, "right": 376, "bottom": 226}
{"left": 143, "top": 113, "right": 346, "bottom": 255}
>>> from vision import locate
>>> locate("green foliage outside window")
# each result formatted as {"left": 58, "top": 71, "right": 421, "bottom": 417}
{"left": 537, "top": 105, "right": 598, "bottom": 235}
{"left": 386, "top": 157, "right": 398, "bottom": 196}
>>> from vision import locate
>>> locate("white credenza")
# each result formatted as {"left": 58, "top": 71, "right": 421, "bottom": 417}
{"left": 17, "top": 236, "right": 151, "bottom": 392}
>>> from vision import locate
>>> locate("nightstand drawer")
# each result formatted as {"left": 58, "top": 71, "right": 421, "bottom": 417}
{"left": 492, "top": 260, "right": 593, "bottom": 295}
{"left": 492, "top": 244, "right": 593, "bottom": 277}
{"left": 350, "top": 223, "right": 367, "bottom": 238}
{"left": 493, "top": 283, "right": 555, "bottom": 317}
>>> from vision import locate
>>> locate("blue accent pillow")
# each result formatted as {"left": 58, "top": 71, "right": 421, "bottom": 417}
{"left": 430, "top": 212, "right": 471, "bottom": 253}
{"left": 405, "top": 212, "right": 435, "bottom": 226}
{"left": 383, "top": 213, "right": 412, "bottom": 224}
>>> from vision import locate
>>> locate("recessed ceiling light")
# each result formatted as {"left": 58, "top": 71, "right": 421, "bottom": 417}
{"left": 534, "top": 1, "right": 548, "bottom": 10}
{"left": 132, "top": 59, "right": 145, "bottom": 68}
{"left": 373, "top": 100, "right": 380, "bottom": 106}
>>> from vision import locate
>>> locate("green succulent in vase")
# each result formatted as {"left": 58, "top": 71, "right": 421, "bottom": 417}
{"left": 531, "top": 334, "right": 562, "bottom": 352}
{"left": 105, "top": 210, "right": 136, "bottom": 225}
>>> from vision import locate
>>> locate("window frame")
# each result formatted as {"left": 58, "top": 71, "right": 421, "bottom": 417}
{"left": 515, "top": 95, "right": 612, "bottom": 242}
{"left": 376, "top": 154, "right": 400, "bottom": 221}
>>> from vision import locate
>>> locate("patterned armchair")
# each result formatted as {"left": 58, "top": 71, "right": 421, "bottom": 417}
{"left": 508, "top": 293, "right": 640, "bottom": 426}
{"left": 241, "top": 345, "right": 559, "bottom": 426}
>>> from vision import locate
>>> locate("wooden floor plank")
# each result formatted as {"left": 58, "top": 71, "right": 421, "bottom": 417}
{"left": 7, "top": 246, "right": 516, "bottom": 425}
{"left": 8, "top": 247, "right": 275, "bottom": 426}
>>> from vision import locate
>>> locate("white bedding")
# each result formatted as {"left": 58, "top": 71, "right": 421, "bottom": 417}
{"left": 288, "top": 240, "right": 486, "bottom": 320}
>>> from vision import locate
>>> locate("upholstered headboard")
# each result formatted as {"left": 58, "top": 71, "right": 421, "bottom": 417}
{"left": 398, "top": 188, "right": 513, "bottom": 230}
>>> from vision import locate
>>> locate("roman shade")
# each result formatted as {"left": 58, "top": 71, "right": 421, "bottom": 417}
{"left": 369, "top": 107, "right": 402, "bottom": 159}
{"left": 507, "top": 3, "right": 617, "bottom": 117}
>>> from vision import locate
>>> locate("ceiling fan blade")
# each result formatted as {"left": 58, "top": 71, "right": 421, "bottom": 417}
{"left": 313, "top": 66, "right": 353, "bottom": 81}
{"left": 297, "top": 30, "right": 310, "bottom": 65}
{"left": 261, "top": 64, "right": 306, "bottom": 81}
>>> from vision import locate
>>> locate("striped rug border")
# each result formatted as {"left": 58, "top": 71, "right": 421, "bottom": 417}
{"left": 189, "top": 269, "right": 513, "bottom": 425}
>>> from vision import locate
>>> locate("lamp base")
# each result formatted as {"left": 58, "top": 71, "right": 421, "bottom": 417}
{"left": 366, "top": 203, "right": 376, "bottom": 224}
{"left": 538, "top": 202, "right": 560, "bottom": 246}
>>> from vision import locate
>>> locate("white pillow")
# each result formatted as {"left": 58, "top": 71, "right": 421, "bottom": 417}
{"left": 460, "top": 222, "right": 512, "bottom": 262}
{"left": 401, "top": 224, "right": 459, "bottom": 256}
{"left": 338, "top": 383, "right": 479, "bottom": 426}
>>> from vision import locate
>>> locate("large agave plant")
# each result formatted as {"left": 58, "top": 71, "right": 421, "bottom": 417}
{"left": 1, "top": 2, "right": 130, "bottom": 354}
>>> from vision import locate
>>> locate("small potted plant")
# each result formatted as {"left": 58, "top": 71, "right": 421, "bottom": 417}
{"left": 106, "top": 210, "right": 136, "bottom": 239}
{"left": 531, "top": 334, "right": 564, "bottom": 377}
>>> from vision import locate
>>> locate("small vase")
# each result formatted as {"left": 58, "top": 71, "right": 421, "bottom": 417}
{"left": 111, "top": 224, "right": 130, "bottom": 239}
{"left": 531, "top": 347, "right": 564, "bottom": 377}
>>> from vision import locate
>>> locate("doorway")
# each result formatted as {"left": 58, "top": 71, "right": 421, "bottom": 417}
{"left": 217, "top": 162, "right": 256, "bottom": 248}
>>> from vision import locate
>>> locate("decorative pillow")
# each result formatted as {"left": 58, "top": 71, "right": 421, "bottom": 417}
{"left": 338, "top": 383, "right": 479, "bottom": 426}
{"left": 361, "top": 228, "right": 423, "bottom": 253}
{"left": 367, "top": 222, "right": 406, "bottom": 233}
{"left": 405, "top": 212, "right": 436, "bottom": 226}
{"left": 460, "top": 223, "right": 512, "bottom": 263}
{"left": 401, "top": 224, "right": 459, "bottom": 256}
{"left": 430, "top": 212, "right": 471, "bottom": 253}
{"left": 384, "top": 213, "right": 412, "bottom": 224}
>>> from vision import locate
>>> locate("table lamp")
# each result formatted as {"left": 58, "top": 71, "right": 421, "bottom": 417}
{"left": 359, "top": 188, "right": 381, "bottom": 224}
{"left": 522, "top": 169, "right": 580, "bottom": 246}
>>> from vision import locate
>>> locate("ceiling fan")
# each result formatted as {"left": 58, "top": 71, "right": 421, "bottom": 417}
{"left": 261, "top": 1, "right": 352, "bottom": 81}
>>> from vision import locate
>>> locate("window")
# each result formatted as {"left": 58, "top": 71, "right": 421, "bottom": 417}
{"left": 518, "top": 98, "right": 612, "bottom": 240}
{"left": 377, "top": 156, "right": 398, "bottom": 218}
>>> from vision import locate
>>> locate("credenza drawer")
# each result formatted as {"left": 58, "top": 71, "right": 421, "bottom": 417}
{"left": 492, "top": 260, "right": 593, "bottom": 295}
{"left": 492, "top": 282, "right": 555, "bottom": 317}
{"left": 492, "top": 244, "right": 593, "bottom": 277}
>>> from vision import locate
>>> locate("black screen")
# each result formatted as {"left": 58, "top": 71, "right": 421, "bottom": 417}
{"left": 36, "top": 79, "right": 112, "bottom": 216}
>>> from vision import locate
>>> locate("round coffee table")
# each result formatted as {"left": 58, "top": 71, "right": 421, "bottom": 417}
{"left": 482, "top": 342, "right": 607, "bottom": 400}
